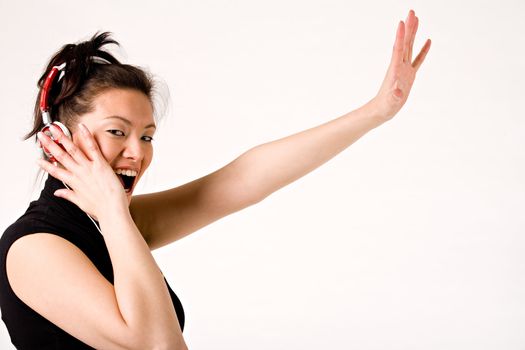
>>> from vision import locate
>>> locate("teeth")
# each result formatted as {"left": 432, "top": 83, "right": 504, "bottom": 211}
{"left": 114, "top": 169, "right": 138, "bottom": 177}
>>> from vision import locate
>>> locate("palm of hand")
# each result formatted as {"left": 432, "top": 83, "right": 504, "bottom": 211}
{"left": 374, "top": 10, "right": 431, "bottom": 121}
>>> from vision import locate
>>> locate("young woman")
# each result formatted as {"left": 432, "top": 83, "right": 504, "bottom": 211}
{"left": 0, "top": 9, "right": 430, "bottom": 350}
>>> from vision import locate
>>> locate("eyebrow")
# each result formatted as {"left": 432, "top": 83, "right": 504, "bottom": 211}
{"left": 104, "top": 115, "right": 156, "bottom": 130}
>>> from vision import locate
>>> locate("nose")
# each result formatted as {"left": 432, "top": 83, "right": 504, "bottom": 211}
{"left": 121, "top": 136, "right": 145, "bottom": 161}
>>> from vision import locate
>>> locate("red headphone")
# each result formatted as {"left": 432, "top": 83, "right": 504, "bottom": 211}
{"left": 39, "top": 62, "right": 72, "bottom": 164}
{"left": 37, "top": 61, "right": 104, "bottom": 233}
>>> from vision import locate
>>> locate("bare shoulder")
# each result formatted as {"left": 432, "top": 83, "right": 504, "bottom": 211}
{"left": 6, "top": 233, "right": 148, "bottom": 349}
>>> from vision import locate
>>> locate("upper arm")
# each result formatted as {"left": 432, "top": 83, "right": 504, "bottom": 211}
{"left": 6, "top": 233, "right": 150, "bottom": 350}
{"left": 130, "top": 159, "right": 258, "bottom": 250}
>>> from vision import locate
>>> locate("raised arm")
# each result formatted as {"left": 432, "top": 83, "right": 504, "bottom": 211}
{"left": 242, "top": 10, "right": 430, "bottom": 200}
{"left": 130, "top": 9, "right": 431, "bottom": 249}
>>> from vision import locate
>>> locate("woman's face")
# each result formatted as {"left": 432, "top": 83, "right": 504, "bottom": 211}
{"left": 73, "top": 88, "right": 156, "bottom": 202}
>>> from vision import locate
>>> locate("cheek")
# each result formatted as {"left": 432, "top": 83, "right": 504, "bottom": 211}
{"left": 143, "top": 147, "right": 154, "bottom": 168}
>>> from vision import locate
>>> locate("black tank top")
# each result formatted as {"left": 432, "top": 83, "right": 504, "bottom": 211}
{"left": 0, "top": 174, "right": 185, "bottom": 349}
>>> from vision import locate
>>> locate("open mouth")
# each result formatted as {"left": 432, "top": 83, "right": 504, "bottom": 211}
{"left": 116, "top": 173, "right": 136, "bottom": 193}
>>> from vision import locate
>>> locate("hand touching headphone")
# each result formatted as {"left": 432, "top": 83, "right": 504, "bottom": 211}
{"left": 36, "top": 62, "right": 103, "bottom": 234}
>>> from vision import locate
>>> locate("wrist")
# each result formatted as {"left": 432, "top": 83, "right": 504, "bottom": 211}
{"left": 97, "top": 202, "right": 132, "bottom": 225}
{"left": 360, "top": 98, "right": 392, "bottom": 126}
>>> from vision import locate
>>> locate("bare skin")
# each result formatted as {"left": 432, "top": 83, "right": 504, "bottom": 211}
{"left": 126, "top": 9, "right": 432, "bottom": 250}
{"left": 374, "top": 9, "right": 431, "bottom": 120}
{"left": 6, "top": 9, "right": 429, "bottom": 349}
{"left": 35, "top": 12, "right": 430, "bottom": 252}
{"left": 31, "top": 118, "right": 186, "bottom": 348}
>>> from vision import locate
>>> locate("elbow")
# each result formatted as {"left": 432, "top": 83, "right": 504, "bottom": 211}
{"left": 250, "top": 192, "right": 267, "bottom": 205}
{"left": 242, "top": 173, "right": 269, "bottom": 206}
{"left": 248, "top": 183, "right": 272, "bottom": 204}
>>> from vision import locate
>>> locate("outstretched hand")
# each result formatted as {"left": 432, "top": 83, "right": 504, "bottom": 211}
{"left": 371, "top": 9, "right": 431, "bottom": 122}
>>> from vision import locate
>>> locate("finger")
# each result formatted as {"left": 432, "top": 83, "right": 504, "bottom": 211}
{"left": 407, "top": 16, "right": 419, "bottom": 63}
{"left": 412, "top": 38, "right": 431, "bottom": 71}
{"left": 37, "top": 130, "right": 79, "bottom": 171}
{"left": 77, "top": 123, "right": 105, "bottom": 163}
{"left": 36, "top": 157, "right": 74, "bottom": 185}
{"left": 72, "top": 124, "right": 96, "bottom": 162}
{"left": 403, "top": 10, "right": 415, "bottom": 62}
{"left": 391, "top": 20, "right": 405, "bottom": 66}
{"left": 49, "top": 124, "right": 90, "bottom": 165}
{"left": 53, "top": 188, "right": 76, "bottom": 202}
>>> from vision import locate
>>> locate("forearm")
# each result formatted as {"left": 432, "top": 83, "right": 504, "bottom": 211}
{"left": 243, "top": 100, "right": 386, "bottom": 202}
{"left": 98, "top": 207, "right": 186, "bottom": 349}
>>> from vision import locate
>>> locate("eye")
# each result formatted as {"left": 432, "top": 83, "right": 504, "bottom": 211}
{"left": 107, "top": 130, "right": 154, "bottom": 143}
{"left": 107, "top": 129, "right": 125, "bottom": 137}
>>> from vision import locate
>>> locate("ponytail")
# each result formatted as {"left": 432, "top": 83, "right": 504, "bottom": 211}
{"left": 39, "top": 32, "right": 120, "bottom": 110}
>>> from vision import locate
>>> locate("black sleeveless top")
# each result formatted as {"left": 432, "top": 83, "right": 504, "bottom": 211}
{"left": 0, "top": 174, "right": 185, "bottom": 349}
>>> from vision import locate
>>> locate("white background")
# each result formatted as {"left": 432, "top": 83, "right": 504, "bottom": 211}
{"left": 1, "top": 0, "right": 524, "bottom": 349}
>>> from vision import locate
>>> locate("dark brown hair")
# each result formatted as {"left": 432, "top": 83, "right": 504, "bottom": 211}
{"left": 27, "top": 31, "right": 163, "bottom": 189}
{"left": 25, "top": 31, "right": 156, "bottom": 141}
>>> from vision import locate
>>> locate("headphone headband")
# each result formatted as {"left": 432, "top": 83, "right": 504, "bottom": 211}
{"left": 39, "top": 62, "right": 67, "bottom": 125}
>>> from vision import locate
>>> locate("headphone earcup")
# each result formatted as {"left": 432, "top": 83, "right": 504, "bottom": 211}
{"left": 52, "top": 121, "right": 72, "bottom": 139}
{"left": 39, "top": 121, "right": 72, "bottom": 163}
